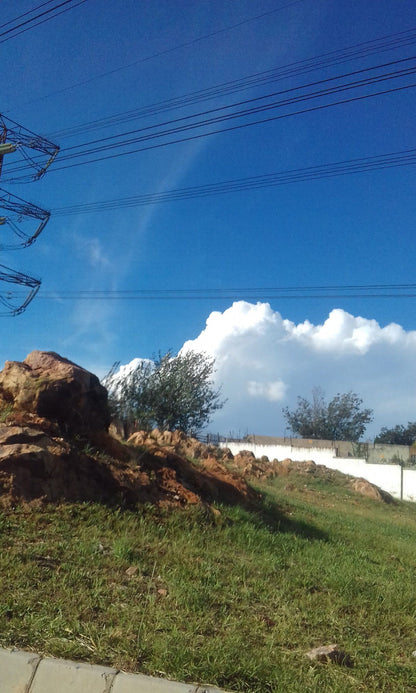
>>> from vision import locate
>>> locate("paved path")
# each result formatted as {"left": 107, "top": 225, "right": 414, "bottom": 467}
{"left": 0, "top": 647, "right": 231, "bottom": 693}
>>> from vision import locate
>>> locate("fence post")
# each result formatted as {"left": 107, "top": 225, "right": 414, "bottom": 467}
{"left": 400, "top": 461, "right": 404, "bottom": 500}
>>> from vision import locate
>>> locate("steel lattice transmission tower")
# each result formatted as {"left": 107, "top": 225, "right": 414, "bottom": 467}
{"left": 0, "top": 114, "right": 59, "bottom": 315}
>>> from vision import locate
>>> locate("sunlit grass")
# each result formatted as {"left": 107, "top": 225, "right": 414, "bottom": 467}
{"left": 0, "top": 473, "right": 415, "bottom": 692}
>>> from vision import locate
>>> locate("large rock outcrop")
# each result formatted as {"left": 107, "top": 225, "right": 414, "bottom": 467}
{"left": 0, "top": 423, "right": 143, "bottom": 507}
{"left": 0, "top": 351, "right": 110, "bottom": 435}
{"left": 0, "top": 352, "right": 258, "bottom": 509}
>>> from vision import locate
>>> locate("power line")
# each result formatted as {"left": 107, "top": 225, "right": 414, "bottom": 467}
{"left": 48, "top": 26, "right": 416, "bottom": 142}
{"left": 15, "top": 283, "right": 416, "bottom": 302}
{"left": 5, "top": 57, "right": 416, "bottom": 179}
{"left": 17, "top": 82, "right": 416, "bottom": 177}
{"left": 48, "top": 82, "right": 416, "bottom": 174}
{"left": 0, "top": 0, "right": 89, "bottom": 44}
{"left": 50, "top": 148, "right": 416, "bottom": 216}
{"left": 58, "top": 55, "right": 416, "bottom": 155}
{"left": 35, "top": 295, "right": 416, "bottom": 300}
{"left": 7, "top": 0, "right": 306, "bottom": 108}
{"left": 0, "top": 1, "right": 59, "bottom": 30}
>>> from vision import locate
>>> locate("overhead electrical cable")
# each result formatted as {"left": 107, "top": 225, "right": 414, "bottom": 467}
{"left": 0, "top": 1, "right": 59, "bottom": 30}
{"left": 8, "top": 283, "right": 416, "bottom": 302}
{"left": 4, "top": 57, "right": 416, "bottom": 179}
{"left": 6, "top": 81, "right": 415, "bottom": 180}
{"left": 7, "top": 0, "right": 305, "bottom": 107}
{"left": 0, "top": 0, "right": 89, "bottom": 44}
{"left": 7, "top": 81, "right": 416, "bottom": 180}
{"left": 50, "top": 148, "right": 416, "bottom": 216}
{"left": 49, "top": 26, "right": 416, "bottom": 141}
{"left": 50, "top": 55, "right": 416, "bottom": 150}
{"left": 56, "top": 57, "right": 416, "bottom": 155}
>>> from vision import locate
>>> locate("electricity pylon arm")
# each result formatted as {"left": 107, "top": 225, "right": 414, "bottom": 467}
{"left": 0, "top": 262, "right": 41, "bottom": 316}
{"left": 0, "top": 113, "right": 59, "bottom": 181}
{"left": 0, "top": 141, "right": 17, "bottom": 177}
{"left": 0, "top": 114, "right": 59, "bottom": 315}
{"left": 0, "top": 188, "right": 50, "bottom": 249}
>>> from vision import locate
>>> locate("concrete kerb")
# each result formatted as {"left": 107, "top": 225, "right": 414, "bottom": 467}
{"left": 29, "top": 657, "right": 117, "bottom": 693}
{"left": 0, "top": 647, "right": 232, "bottom": 693}
{"left": 0, "top": 647, "right": 41, "bottom": 692}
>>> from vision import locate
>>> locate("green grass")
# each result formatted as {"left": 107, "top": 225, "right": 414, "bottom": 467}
{"left": 0, "top": 403, "right": 13, "bottom": 422}
{"left": 0, "top": 473, "right": 415, "bottom": 692}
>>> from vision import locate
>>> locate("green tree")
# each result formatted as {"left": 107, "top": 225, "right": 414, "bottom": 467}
{"left": 283, "top": 387, "right": 373, "bottom": 441}
{"left": 104, "top": 350, "right": 224, "bottom": 436}
{"left": 374, "top": 422, "right": 416, "bottom": 445}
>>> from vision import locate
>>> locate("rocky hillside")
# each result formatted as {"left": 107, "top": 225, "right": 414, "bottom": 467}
{"left": 0, "top": 351, "right": 392, "bottom": 508}
{"left": 0, "top": 351, "right": 259, "bottom": 509}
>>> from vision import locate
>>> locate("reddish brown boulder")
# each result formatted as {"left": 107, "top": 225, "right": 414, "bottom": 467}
{"left": 234, "top": 450, "right": 256, "bottom": 463}
{"left": 128, "top": 429, "right": 232, "bottom": 464}
{"left": 350, "top": 477, "right": 394, "bottom": 503}
{"left": 0, "top": 351, "right": 110, "bottom": 436}
{"left": 277, "top": 458, "right": 317, "bottom": 475}
{"left": 0, "top": 422, "right": 147, "bottom": 507}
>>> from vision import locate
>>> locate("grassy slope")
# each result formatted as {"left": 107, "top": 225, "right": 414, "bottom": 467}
{"left": 0, "top": 473, "right": 415, "bottom": 692}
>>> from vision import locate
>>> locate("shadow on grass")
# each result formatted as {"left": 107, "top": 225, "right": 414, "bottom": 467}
{"left": 239, "top": 492, "right": 328, "bottom": 542}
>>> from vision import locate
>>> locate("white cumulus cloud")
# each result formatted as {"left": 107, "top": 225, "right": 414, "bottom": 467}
{"left": 178, "top": 302, "right": 416, "bottom": 438}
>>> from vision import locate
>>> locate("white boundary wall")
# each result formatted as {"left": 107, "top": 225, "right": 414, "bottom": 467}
{"left": 221, "top": 441, "right": 416, "bottom": 502}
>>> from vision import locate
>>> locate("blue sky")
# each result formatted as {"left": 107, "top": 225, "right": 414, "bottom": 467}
{"left": 1, "top": 0, "right": 416, "bottom": 437}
